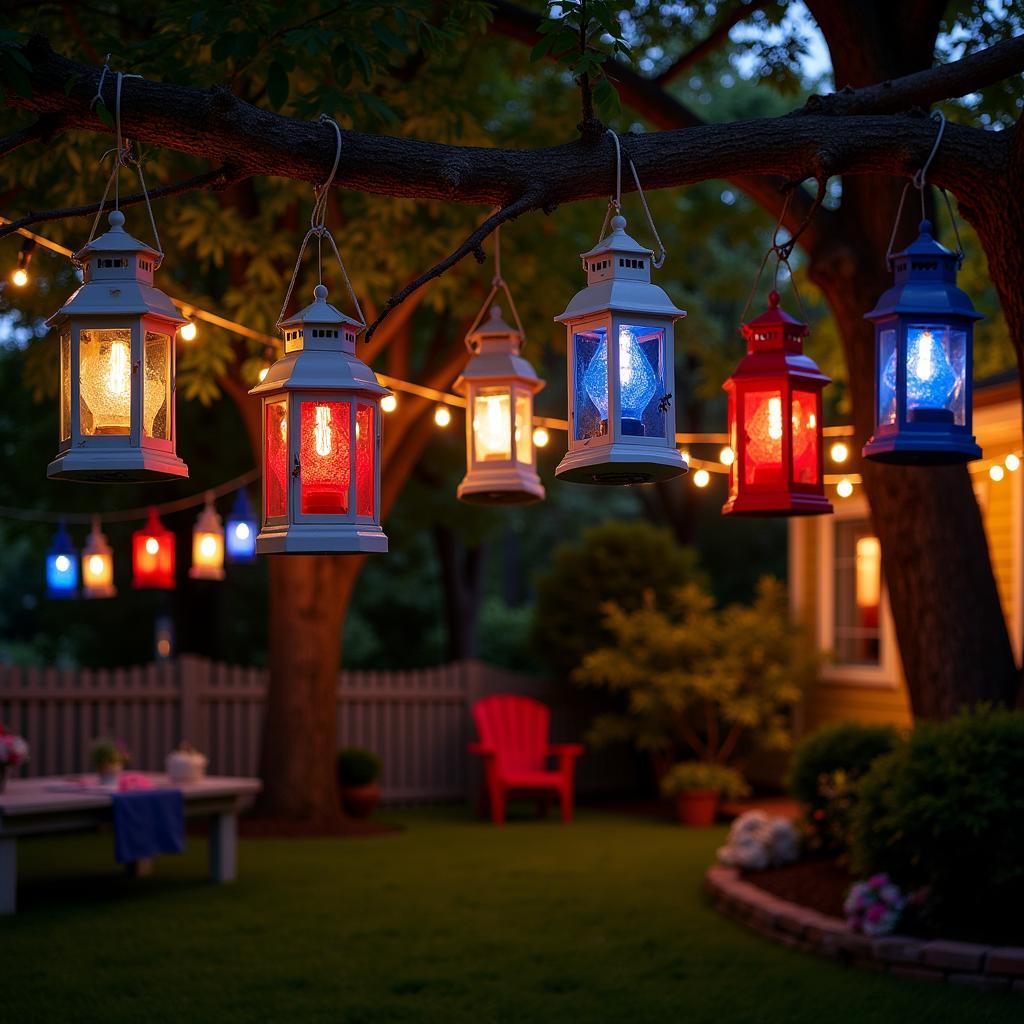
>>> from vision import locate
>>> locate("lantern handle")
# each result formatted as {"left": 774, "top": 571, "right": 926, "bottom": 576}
{"left": 276, "top": 115, "right": 366, "bottom": 329}
{"left": 464, "top": 223, "right": 528, "bottom": 352}
{"left": 597, "top": 131, "right": 667, "bottom": 269}
{"left": 739, "top": 192, "right": 809, "bottom": 328}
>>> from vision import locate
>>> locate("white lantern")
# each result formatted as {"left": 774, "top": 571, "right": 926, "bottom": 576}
{"left": 250, "top": 284, "right": 389, "bottom": 554}
{"left": 453, "top": 306, "right": 545, "bottom": 505}
{"left": 555, "top": 214, "right": 687, "bottom": 485}
{"left": 47, "top": 210, "right": 187, "bottom": 482}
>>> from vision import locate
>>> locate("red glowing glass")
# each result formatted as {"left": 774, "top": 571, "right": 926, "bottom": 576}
{"left": 300, "top": 400, "right": 350, "bottom": 515}
{"left": 791, "top": 389, "right": 820, "bottom": 485}
{"left": 132, "top": 508, "right": 175, "bottom": 589}
{"left": 265, "top": 400, "right": 288, "bottom": 519}
{"left": 743, "top": 389, "right": 784, "bottom": 488}
{"left": 355, "top": 403, "right": 374, "bottom": 517}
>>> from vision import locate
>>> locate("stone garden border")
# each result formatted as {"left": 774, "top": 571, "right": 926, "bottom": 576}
{"left": 706, "top": 865, "right": 1024, "bottom": 994}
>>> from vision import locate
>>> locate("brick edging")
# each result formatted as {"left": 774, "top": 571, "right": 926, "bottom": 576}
{"left": 706, "top": 865, "right": 1024, "bottom": 994}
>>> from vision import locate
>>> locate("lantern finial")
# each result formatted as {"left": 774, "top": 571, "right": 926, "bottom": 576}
{"left": 108, "top": 209, "right": 125, "bottom": 229}
{"left": 768, "top": 290, "right": 780, "bottom": 308}
{"left": 314, "top": 283, "right": 328, "bottom": 301}
{"left": 610, "top": 214, "right": 627, "bottom": 232}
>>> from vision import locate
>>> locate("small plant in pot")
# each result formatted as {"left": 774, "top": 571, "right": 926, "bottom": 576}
{"left": 336, "top": 747, "right": 382, "bottom": 819}
{"left": 90, "top": 737, "right": 131, "bottom": 786}
{"left": 660, "top": 762, "right": 750, "bottom": 826}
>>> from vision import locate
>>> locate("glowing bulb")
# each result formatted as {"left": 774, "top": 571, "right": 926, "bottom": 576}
{"left": 836, "top": 478, "right": 854, "bottom": 498}
{"left": 199, "top": 535, "right": 217, "bottom": 558}
{"left": 234, "top": 522, "right": 251, "bottom": 541}
{"left": 719, "top": 446, "right": 735, "bottom": 466}
{"left": 693, "top": 468, "right": 710, "bottom": 488}
{"left": 532, "top": 427, "right": 549, "bottom": 448}
{"left": 582, "top": 326, "right": 659, "bottom": 427}
{"left": 258, "top": 365, "right": 270, "bottom": 383}
{"left": 107, "top": 340, "right": 131, "bottom": 396}
{"left": 883, "top": 327, "right": 959, "bottom": 413}
{"left": 434, "top": 405, "right": 451, "bottom": 427}
{"left": 55, "top": 554, "right": 71, "bottom": 573}
{"left": 767, "top": 396, "right": 783, "bottom": 441}
{"left": 180, "top": 321, "right": 198, "bottom": 342}
{"left": 312, "top": 405, "right": 333, "bottom": 457}
{"left": 145, "top": 537, "right": 160, "bottom": 556}
{"left": 11, "top": 268, "right": 28, "bottom": 288}
{"left": 680, "top": 449, "right": 690, "bottom": 466}
{"left": 1005, "top": 454, "right": 1020, "bottom": 472}
{"left": 830, "top": 442, "right": 850, "bottom": 463}
{"left": 381, "top": 394, "right": 397, "bottom": 413}
{"left": 88, "top": 554, "right": 105, "bottom": 576}
{"left": 990, "top": 464, "right": 1005, "bottom": 482}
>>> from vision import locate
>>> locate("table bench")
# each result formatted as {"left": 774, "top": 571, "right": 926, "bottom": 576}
{"left": 0, "top": 773, "right": 262, "bottom": 913}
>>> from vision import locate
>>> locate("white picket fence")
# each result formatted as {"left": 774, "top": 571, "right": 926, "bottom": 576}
{"left": 0, "top": 657, "right": 636, "bottom": 802}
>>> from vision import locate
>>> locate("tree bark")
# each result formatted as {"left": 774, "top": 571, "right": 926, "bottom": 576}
{"left": 433, "top": 526, "right": 487, "bottom": 661}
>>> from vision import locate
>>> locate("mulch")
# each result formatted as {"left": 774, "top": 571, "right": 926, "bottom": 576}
{"left": 741, "top": 857, "right": 854, "bottom": 919}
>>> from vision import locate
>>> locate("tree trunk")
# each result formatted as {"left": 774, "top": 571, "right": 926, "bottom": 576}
{"left": 434, "top": 526, "right": 487, "bottom": 660}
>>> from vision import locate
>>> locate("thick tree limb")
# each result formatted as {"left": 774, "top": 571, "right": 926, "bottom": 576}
{"left": 0, "top": 113, "right": 65, "bottom": 158}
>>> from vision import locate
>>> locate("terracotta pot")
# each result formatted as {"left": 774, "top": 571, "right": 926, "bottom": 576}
{"left": 674, "top": 789, "right": 719, "bottom": 827}
{"left": 341, "top": 782, "right": 380, "bottom": 819}
{"left": 97, "top": 763, "right": 123, "bottom": 786}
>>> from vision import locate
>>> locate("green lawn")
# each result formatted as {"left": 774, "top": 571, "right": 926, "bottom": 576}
{"left": 3, "top": 808, "right": 1019, "bottom": 1023}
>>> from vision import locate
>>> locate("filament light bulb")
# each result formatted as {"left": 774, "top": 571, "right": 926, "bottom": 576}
{"left": 145, "top": 537, "right": 160, "bottom": 556}
{"left": 107, "top": 340, "right": 131, "bottom": 396}
{"left": 11, "top": 268, "right": 28, "bottom": 288}
{"left": 199, "top": 535, "right": 217, "bottom": 558}
{"left": 313, "top": 405, "right": 333, "bottom": 457}
{"left": 1005, "top": 454, "right": 1020, "bottom": 472}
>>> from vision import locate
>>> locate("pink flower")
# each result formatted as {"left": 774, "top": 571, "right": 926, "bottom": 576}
{"left": 867, "top": 873, "right": 888, "bottom": 889}
{"left": 866, "top": 904, "right": 886, "bottom": 923}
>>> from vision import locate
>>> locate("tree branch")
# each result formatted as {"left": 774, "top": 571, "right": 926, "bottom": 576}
{"left": 0, "top": 113, "right": 65, "bottom": 158}
{"left": 0, "top": 163, "right": 243, "bottom": 241}
{"left": 364, "top": 192, "right": 541, "bottom": 341}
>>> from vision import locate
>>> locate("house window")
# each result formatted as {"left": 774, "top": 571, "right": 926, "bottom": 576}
{"left": 833, "top": 519, "right": 882, "bottom": 666}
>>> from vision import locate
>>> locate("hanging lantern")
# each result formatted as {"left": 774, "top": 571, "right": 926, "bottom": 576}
{"left": 250, "top": 285, "right": 389, "bottom": 554}
{"left": 189, "top": 495, "right": 225, "bottom": 580}
{"left": 81, "top": 517, "right": 116, "bottom": 598}
{"left": 555, "top": 214, "right": 687, "bottom": 484}
{"left": 722, "top": 291, "right": 832, "bottom": 517}
{"left": 225, "top": 488, "right": 257, "bottom": 563}
{"left": 863, "top": 219, "right": 981, "bottom": 464}
{"left": 46, "top": 521, "right": 78, "bottom": 599}
{"left": 132, "top": 507, "right": 175, "bottom": 589}
{"left": 47, "top": 210, "right": 188, "bottom": 482}
{"left": 454, "top": 301, "right": 545, "bottom": 505}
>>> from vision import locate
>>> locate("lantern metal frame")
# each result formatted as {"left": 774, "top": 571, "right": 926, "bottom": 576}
{"left": 555, "top": 213, "right": 686, "bottom": 485}
{"left": 47, "top": 209, "right": 188, "bottom": 482}
{"left": 863, "top": 219, "right": 981, "bottom": 465}
{"left": 723, "top": 291, "right": 832, "bottom": 517}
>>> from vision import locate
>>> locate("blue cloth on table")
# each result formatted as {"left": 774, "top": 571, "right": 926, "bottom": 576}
{"left": 110, "top": 788, "right": 185, "bottom": 864}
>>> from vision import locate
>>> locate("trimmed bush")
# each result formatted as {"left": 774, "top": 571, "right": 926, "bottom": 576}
{"left": 851, "top": 706, "right": 1024, "bottom": 941}
{"left": 336, "top": 747, "right": 382, "bottom": 787}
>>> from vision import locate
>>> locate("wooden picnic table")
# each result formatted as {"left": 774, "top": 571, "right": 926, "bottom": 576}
{"left": 0, "top": 773, "right": 262, "bottom": 913}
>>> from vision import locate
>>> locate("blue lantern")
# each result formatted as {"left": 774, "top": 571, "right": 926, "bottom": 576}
{"left": 225, "top": 488, "right": 257, "bottom": 563}
{"left": 46, "top": 521, "right": 79, "bottom": 598}
{"left": 863, "top": 220, "right": 981, "bottom": 464}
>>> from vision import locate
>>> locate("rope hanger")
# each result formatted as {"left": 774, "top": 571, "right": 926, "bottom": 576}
{"left": 463, "top": 223, "right": 528, "bottom": 351}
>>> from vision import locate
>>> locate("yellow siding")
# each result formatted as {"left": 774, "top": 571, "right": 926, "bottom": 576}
{"left": 802, "top": 681, "right": 913, "bottom": 732}
{"left": 982, "top": 473, "right": 1017, "bottom": 645}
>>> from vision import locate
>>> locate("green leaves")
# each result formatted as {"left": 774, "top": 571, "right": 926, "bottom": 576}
{"left": 265, "top": 61, "right": 289, "bottom": 110}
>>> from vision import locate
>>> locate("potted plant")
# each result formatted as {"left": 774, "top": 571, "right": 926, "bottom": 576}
{"left": 90, "top": 737, "right": 130, "bottom": 786}
{"left": 660, "top": 762, "right": 750, "bottom": 827}
{"left": 336, "top": 747, "right": 382, "bottom": 819}
{"left": 0, "top": 725, "right": 29, "bottom": 793}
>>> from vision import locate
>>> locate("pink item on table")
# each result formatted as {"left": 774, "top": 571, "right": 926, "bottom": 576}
{"left": 118, "top": 772, "right": 153, "bottom": 791}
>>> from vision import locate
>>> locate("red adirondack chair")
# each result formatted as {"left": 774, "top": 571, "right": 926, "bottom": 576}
{"left": 468, "top": 694, "right": 584, "bottom": 825}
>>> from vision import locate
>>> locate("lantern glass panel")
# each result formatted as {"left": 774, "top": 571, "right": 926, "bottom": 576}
{"left": 300, "top": 399, "right": 350, "bottom": 515}
{"left": 473, "top": 387, "right": 512, "bottom": 461}
{"left": 79, "top": 328, "right": 132, "bottom": 435}
{"left": 791, "top": 389, "right": 820, "bottom": 484}
{"left": 877, "top": 327, "right": 898, "bottom": 429}
{"left": 143, "top": 331, "right": 171, "bottom": 440}
{"left": 59, "top": 328, "right": 71, "bottom": 442}
{"left": 515, "top": 392, "right": 532, "bottom": 465}
{"left": 618, "top": 325, "right": 665, "bottom": 437}
{"left": 355, "top": 402, "right": 375, "bottom": 517}
{"left": 193, "top": 530, "right": 224, "bottom": 573}
{"left": 903, "top": 323, "right": 966, "bottom": 426}
{"left": 84, "top": 551, "right": 113, "bottom": 592}
{"left": 265, "top": 400, "right": 288, "bottom": 519}
{"left": 743, "top": 388, "right": 785, "bottom": 488}
{"left": 574, "top": 327, "right": 608, "bottom": 441}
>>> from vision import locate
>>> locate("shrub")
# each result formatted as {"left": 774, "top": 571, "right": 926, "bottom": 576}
{"left": 851, "top": 706, "right": 1024, "bottom": 941}
{"left": 531, "top": 521, "right": 705, "bottom": 679}
{"left": 787, "top": 722, "right": 901, "bottom": 854}
{"left": 336, "top": 747, "right": 382, "bottom": 787}
{"left": 660, "top": 762, "right": 749, "bottom": 801}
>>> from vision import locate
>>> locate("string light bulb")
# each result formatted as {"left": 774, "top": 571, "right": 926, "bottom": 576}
{"left": 1005, "top": 453, "right": 1020, "bottom": 472}
{"left": 11, "top": 238, "right": 34, "bottom": 288}
{"left": 693, "top": 468, "right": 710, "bottom": 488}
{"left": 836, "top": 478, "right": 854, "bottom": 498}
{"left": 830, "top": 442, "right": 849, "bottom": 463}
{"left": 990, "top": 464, "right": 1005, "bottom": 482}
{"left": 180, "top": 320, "right": 198, "bottom": 342}
{"left": 434, "top": 405, "right": 452, "bottom": 428}
{"left": 11, "top": 268, "right": 28, "bottom": 288}
{"left": 532, "top": 427, "right": 550, "bottom": 448}
{"left": 381, "top": 394, "right": 397, "bottom": 413}
{"left": 719, "top": 446, "right": 735, "bottom": 466}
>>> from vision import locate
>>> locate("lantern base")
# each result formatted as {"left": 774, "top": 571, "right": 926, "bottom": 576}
{"left": 255, "top": 522, "right": 389, "bottom": 555}
{"left": 862, "top": 432, "right": 981, "bottom": 466}
{"left": 457, "top": 467, "right": 545, "bottom": 506}
{"left": 555, "top": 443, "right": 687, "bottom": 485}
{"left": 188, "top": 567, "right": 226, "bottom": 582}
{"left": 84, "top": 585, "right": 117, "bottom": 599}
{"left": 47, "top": 448, "right": 189, "bottom": 483}
{"left": 722, "top": 491, "right": 833, "bottom": 517}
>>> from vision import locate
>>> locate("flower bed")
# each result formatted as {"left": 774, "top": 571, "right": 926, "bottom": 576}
{"left": 706, "top": 864, "right": 1024, "bottom": 994}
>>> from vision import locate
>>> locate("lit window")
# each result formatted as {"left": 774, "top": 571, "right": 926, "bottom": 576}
{"left": 833, "top": 520, "right": 882, "bottom": 666}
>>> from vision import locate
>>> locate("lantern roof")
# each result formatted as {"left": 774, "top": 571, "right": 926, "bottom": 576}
{"left": 228, "top": 487, "right": 255, "bottom": 522}
{"left": 49, "top": 211, "right": 185, "bottom": 328}
{"left": 556, "top": 214, "right": 685, "bottom": 322}
{"left": 866, "top": 219, "right": 982, "bottom": 323}
{"left": 278, "top": 283, "right": 364, "bottom": 333}
{"left": 194, "top": 501, "right": 223, "bottom": 536}
{"left": 454, "top": 305, "right": 544, "bottom": 393}
{"left": 83, "top": 521, "right": 112, "bottom": 557}
{"left": 137, "top": 508, "right": 171, "bottom": 538}
{"left": 48, "top": 521, "right": 75, "bottom": 556}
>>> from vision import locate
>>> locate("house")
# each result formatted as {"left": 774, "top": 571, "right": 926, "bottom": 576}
{"left": 788, "top": 372, "right": 1022, "bottom": 731}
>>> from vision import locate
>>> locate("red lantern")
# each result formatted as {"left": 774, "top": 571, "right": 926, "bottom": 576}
{"left": 132, "top": 507, "right": 176, "bottom": 589}
{"left": 722, "top": 291, "right": 832, "bottom": 517}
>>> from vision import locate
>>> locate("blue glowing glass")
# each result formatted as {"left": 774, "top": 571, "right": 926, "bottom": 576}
{"left": 225, "top": 488, "right": 257, "bottom": 563}
{"left": 582, "top": 326, "right": 661, "bottom": 435}
{"left": 882, "top": 324, "right": 963, "bottom": 422}
{"left": 46, "top": 523, "right": 78, "bottom": 598}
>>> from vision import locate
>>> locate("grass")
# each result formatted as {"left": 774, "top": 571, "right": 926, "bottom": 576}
{"left": 3, "top": 807, "right": 1020, "bottom": 1023}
